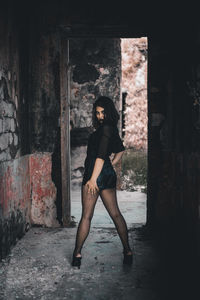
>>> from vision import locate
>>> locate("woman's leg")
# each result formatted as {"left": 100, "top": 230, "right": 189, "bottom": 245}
{"left": 73, "top": 184, "right": 99, "bottom": 257}
{"left": 100, "top": 188, "right": 132, "bottom": 254}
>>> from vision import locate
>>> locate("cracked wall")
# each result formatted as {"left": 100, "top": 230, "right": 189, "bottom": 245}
{"left": 0, "top": 2, "right": 27, "bottom": 260}
{"left": 0, "top": 5, "right": 60, "bottom": 258}
{"left": 28, "top": 18, "right": 62, "bottom": 223}
{"left": 0, "top": 153, "right": 58, "bottom": 259}
{"left": 0, "top": 155, "right": 31, "bottom": 259}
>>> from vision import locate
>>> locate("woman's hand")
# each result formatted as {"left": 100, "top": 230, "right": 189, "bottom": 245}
{"left": 86, "top": 158, "right": 104, "bottom": 195}
{"left": 86, "top": 178, "right": 99, "bottom": 195}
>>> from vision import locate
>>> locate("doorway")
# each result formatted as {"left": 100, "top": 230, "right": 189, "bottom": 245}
{"left": 120, "top": 38, "right": 148, "bottom": 194}
{"left": 61, "top": 37, "right": 148, "bottom": 227}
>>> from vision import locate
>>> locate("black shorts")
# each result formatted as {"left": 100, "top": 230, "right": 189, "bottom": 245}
{"left": 82, "top": 160, "right": 117, "bottom": 191}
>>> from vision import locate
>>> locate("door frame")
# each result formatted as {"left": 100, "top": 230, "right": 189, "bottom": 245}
{"left": 59, "top": 26, "right": 149, "bottom": 227}
{"left": 60, "top": 36, "right": 71, "bottom": 226}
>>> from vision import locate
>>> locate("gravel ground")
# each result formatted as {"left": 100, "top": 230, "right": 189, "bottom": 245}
{"left": 0, "top": 222, "right": 161, "bottom": 300}
{"left": 1, "top": 190, "right": 198, "bottom": 299}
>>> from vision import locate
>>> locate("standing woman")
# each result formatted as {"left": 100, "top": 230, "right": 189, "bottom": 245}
{"left": 72, "top": 96, "right": 133, "bottom": 268}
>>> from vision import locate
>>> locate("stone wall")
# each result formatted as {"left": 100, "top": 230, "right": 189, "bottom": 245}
{"left": 121, "top": 38, "right": 148, "bottom": 150}
{"left": 0, "top": 6, "right": 60, "bottom": 258}
{"left": 0, "top": 7, "right": 20, "bottom": 162}
{"left": 0, "top": 77, "right": 19, "bottom": 161}
{"left": 70, "top": 38, "right": 122, "bottom": 189}
{"left": 0, "top": 2, "right": 28, "bottom": 259}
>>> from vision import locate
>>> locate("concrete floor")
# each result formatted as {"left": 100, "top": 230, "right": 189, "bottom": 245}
{"left": 0, "top": 190, "right": 199, "bottom": 300}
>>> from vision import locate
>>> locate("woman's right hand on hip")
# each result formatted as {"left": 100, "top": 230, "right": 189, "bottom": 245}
{"left": 86, "top": 179, "right": 99, "bottom": 195}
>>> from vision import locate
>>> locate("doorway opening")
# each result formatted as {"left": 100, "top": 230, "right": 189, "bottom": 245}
{"left": 68, "top": 37, "right": 148, "bottom": 227}
{"left": 120, "top": 38, "right": 148, "bottom": 194}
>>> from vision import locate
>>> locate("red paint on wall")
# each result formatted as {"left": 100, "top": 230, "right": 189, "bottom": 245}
{"left": 29, "top": 153, "right": 58, "bottom": 227}
{"left": 0, "top": 152, "right": 58, "bottom": 227}
{"left": 0, "top": 155, "right": 31, "bottom": 219}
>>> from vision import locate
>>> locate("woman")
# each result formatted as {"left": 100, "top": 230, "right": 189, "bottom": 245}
{"left": 72, "top": 96, "right": 133, "bottom": 268}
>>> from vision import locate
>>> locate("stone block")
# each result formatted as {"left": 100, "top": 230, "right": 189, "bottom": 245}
{"left": 13, "top": 133, "right": 18, "bottom": 146}
{"left": 10, "top": 118, "right": 15, "bottom": 132}
{"left": 9, "top": 133, "right": 13, "bottom": 144}
{"left": 3, "top": 118, "right": 11, "bottom": 132}
{"left": 0, "top": 101, "right": 15, "bottom": 118}
{"left": 0, "top": 150, "right": 8, "bottom": 161}
{"left": 0, "top": 133, "right": 9, "bottom": 151}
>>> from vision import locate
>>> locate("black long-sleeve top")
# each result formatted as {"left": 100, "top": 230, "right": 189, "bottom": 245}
{"left": 85, "top": 123, "right": 125, "bottom": 163}
{"left": 82, "top": 123, "right": 125, "bottom": 186}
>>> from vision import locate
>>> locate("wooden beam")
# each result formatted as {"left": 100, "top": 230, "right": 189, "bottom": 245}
{"left": 60, "top": 36, "right": 71, "bottom": 226}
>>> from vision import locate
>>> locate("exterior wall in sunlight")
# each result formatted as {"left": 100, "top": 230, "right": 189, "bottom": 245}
{"left": 121, "top": 38, "right": 148, "bottom": 150}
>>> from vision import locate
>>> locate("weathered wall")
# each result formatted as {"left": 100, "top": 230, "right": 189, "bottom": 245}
{"left": 0, "top": 6, "right": 20, "bottom": 162}
{"left": 0, "top": 4, "right": 60, "bottom": 258}
{"left": 0, "top": 152, "right": 58, "bottom": 259}
{"left": 30, "top": 153, "right": 59, "bottom": 227}
{"left": 0, "top": 2, "right": 30, "bottom": 259}
{"left": 28, "top": 28, "right": 60, "bottom": 153}
{"left": 70, "top": 38, "right": 122, "bottom": 189}
{"left": 28, "top": 17, "right": 62, "bottom": 223}
{"left": 0, "top": 155, "right": 31, "bottom": 259}
{"left": 121, "top": 38, "right": 148, "bottom": 150}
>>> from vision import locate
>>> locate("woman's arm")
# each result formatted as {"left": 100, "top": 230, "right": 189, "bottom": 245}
{"left": 111, "top": 150, "right": 125, "bottom": 166}
{"left": 86, "top": 158, "right": 104, "bottom": 194}
{"left": 86, "top": 151, "right": 124, "bottom": 194}
{"left": 86, "top": 124, "right": 112, "bottom": 195}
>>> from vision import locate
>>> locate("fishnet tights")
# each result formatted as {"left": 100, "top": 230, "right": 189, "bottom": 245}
{"left": 73, "top": 185, "right": 132, "bottom": 257}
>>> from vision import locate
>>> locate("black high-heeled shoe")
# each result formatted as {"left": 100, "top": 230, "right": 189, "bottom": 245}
{"left": 72, "top": 255, "right": 82, "bottom": 268}
{"left": 123, "top": 251, "right": 133, "bottom": 265}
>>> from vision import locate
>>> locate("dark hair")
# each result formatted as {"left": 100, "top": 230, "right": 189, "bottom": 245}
{"left": 92, "top": 96, "right": 120, "bottom": 128}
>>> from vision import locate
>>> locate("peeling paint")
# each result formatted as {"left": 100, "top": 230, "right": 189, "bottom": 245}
{"left": 29, "top": 153, "right": 59, "bottom": 228}
{"left": 0, "top": 153, "right": 59, "bottom": 259}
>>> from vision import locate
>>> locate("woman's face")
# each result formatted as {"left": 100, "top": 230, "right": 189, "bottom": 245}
{"left": 96, "top": 106, "right": 105, "bottom": 124}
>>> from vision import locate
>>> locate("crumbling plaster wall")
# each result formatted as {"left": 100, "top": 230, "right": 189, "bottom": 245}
{"left": 0, "top": 155, "right": 31, "bottom": 259}
{"left": 28, "top": 18, "right": 62, "bottom": 223}
{"left": 70, "top": 38, "right": 122, "bottom": 189}
{"left": 0, "top": 152, "right": 58, "bottom": 259}
{"left": 0, "top": 6, "right": 60, "bottom": 259}
{"left": 0, "top": 5, "right": 28, "bottom": 259}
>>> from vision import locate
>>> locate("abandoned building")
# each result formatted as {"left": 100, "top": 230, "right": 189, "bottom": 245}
{"left": 0, "top": 1, "right": 200, "bottom": 299}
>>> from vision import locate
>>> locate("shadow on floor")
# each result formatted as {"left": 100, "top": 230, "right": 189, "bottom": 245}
{"left": 1, "top": 223, "right": 199, "bottom": 299}
{"left": 136, "top": 223, "right": 200, "bottom": 300}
